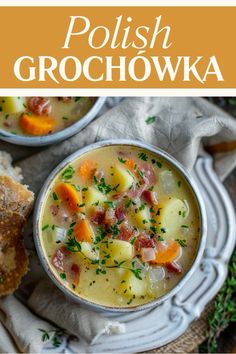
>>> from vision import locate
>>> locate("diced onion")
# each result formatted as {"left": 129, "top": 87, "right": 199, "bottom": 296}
{"left": 54, "top": 227, "right": 66, "bottom": 243}
{"left": 148, "top": 266, "right": 165, "bottom": 283}
{"left": 141, "top": 248, "right": 156, "bottom": 262}
{"left": 159, "top": 170, "right": 174, "bottom": 194}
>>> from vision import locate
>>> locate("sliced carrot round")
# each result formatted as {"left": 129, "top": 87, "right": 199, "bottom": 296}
{"left": 78, "top": 160, "right": 96, "bottom": 181}
{"left": 55, "top": 183, "right": 81, "bottom": 212}
{"left": 151, "top": 241, "right": 180, "bottom": 265}
{"left": 74, "top": 219, "right": 93, "bottom": 243}
{"left": 20, "top": 114, "right": 56, "bottom": 136}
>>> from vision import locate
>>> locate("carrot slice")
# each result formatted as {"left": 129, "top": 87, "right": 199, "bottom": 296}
{"left": 78, "top": 160, "right": 96, "bottom": 181}
{"left": 151, "top": 241, "right": 180, "bottom": 265}
{"left": 20, "top": 114, "right": 56, "bottom": 136}
{"left": 74, "top": 219, "right": 93, "bottom": 242}
{"left": 55, "top": 183, "right": 81, "bottom": 212}
{"left": 125, "top": 158, "right": 135, "bottom": 170}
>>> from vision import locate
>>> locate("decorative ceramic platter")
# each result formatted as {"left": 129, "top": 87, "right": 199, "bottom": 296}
{"left": 43, "top": 155, "right": 235, "bottom": 353}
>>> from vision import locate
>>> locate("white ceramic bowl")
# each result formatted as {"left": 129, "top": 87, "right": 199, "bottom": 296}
{"left": 0, "top": 97, "right": 106, "bottom": 146}
{"left": 33, "top": 139, "right": 207, "bottom": 312}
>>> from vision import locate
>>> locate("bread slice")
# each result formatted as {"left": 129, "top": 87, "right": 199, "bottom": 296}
{"left": 0, "top": 239, "right": 28, "bottom": 296}
{"left": 0, "top": 158, "right": 34, "bottom": 296}
{"left": 0, "top": 151, "right": 23, "bottom": 182}
{"left": 0, "top": 176, "right": 34, "bottom": 218}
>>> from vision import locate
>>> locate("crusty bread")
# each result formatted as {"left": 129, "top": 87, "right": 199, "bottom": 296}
{"left": 0, "top": 154, "right": 34, "bottom": 297}
{"left": 0, "top": 151, "right": 23, "bottom": 182}
{"left": 0, "top": 176, "right": 34, "bottom": 218}
{"left": 0, "top": 240, "right": 28, "bottom": 296}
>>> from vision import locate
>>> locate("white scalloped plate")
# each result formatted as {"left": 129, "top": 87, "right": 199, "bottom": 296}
{"left": 57, "top": 155, "right": 235, "bottom": 354}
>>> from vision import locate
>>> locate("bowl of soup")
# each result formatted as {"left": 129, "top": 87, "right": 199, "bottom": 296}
{"left": 34, "top": 140, "right": 207, "bottom": 312}
{"left": 0, "top": 97, "right": 106, "bottom": 146}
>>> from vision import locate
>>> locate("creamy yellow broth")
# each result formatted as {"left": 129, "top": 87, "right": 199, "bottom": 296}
{"left": 39, "top": 146, "right": 200, "bottom": 308}
{"left": 0, "top": 97, "right": 95, "bottom": 136}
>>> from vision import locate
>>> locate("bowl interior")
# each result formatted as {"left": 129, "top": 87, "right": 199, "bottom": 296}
{"left": 0, "top": 97, "right": 106, "bottom": 146}
{"left": 34, "top": 139, "right": 207, "bottom": 312}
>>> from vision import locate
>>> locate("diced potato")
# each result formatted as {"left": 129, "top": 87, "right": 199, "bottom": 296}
{"left": 81, "top": 242, "right": 98, "bottom": 261}
{"left": 130, "top": 205, "right": 150, "bottom": 229}
{"left": 100, "top": 239, "right": 134, "bottom": 266}
{"left": 158, "top": 197, "right": 187, "bottom": 237}
{"left": 83, "top": 186, "right": 107, "bottom": 207}
{"left": 1, "top": 97, "right": 26, "bottom": 114}
{"left": 111, "top": 164, "right": 134, "bottom": 193}
{"left": 119, "top": 271, "right": 147, "bottom": 297}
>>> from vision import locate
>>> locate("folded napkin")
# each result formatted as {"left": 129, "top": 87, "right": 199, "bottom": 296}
{"left": 0, "top": 97, "right": 236, "bottom": 353}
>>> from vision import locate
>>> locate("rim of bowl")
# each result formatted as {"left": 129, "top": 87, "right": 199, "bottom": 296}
{"left": 33, "top": 139, "right": 207, "bottom": 313}
{"left": 0, "top": 97, "right": 106, "bottom": 146}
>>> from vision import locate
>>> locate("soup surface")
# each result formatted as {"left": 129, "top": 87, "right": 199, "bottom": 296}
{"left": 40, "top": 146, "right": 200, "bottom": 308}
{"left": 0, "top": 97, "right": 95, "bottom": 136}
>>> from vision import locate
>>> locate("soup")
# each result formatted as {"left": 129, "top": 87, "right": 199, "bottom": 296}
{"left": 0, "top": 97, "right": 95, "bottom": 136}
{"left": 39, "top": 145, "right": 200, "bottom": 308}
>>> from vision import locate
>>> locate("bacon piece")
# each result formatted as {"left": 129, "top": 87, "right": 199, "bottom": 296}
{"left": 104, "top": 208, "right": 117, "bottom": 226}
{"left": 166, "top": 262, "right": 182, "bottom": 273}
{"left": 68, "top": 264, "right": 80, "bottom": 286}
{"left": 140, "top": 163, "right": 157, "bottom": 185}
{"left": 135, "top": 233, "right": 155, "bottom": 252}
{"left": 58, "top": 97, "right": 72, "bottom": 103}
{"left": 94, "top": 170, "right": 104, "bottom": 181}
{"left": 50, "top": 204, "right": 59, "bottom": 216}
{"left": 90, "top": 206, "right": 105, "bottom": 225}
{"left": 117, "top": 222, "right": 135, "bottom": 242}
{"left": 27, "top": 97, "right": 52, "bottom": 116}
{"left": 3, "top": 121, "right": 12, "bottom": 128}
{"left": 115, "top": 205, "right": 126, "bottom": 221}
{"left": 52, "top": 246, "right": 70, "bottom": 272}
{"left": 142, "top": 190, "right": 158, "bottom": 205}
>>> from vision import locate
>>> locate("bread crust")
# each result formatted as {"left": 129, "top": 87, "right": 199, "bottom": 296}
{"left": 0, "top": 175, "right": 34, "bottom": 296}
{"left": 0, "top": 175, "right": 34, "bottom": 218}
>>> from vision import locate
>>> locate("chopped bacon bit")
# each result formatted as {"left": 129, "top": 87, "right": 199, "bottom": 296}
{"left": 27, "top": 97, "right": 52, "bottom": 116}
{"left": 90, "top": 206, "right": 105, "bottom": 225}
{"left": 94, "top": 169, "right": 104, "bottom": 180}
{"left": 115, "top": 205, "right": 126, "bottom": 221}
{"left": 68, "top": 264, "right": 80, "bottom": 285}
{"left": 166, "top": 262, "right": 182, "bottom": 273}
{"left": 104, "top": 208, "right": 117, "bottom": 226}
{"left": 3, "top": 121, "right": 12, "bottom": 128}
{"left": 50, "top": 204, "right": 59, "bottom": 216}
{"left": 58, "top": 97, "right": 72, "bottom": 103}
{"left": 142, "top": 190, "right": 158, "bottom": 206}
{"left": 117, "top": 222, "right": 134, "bottom": 241}
{"left": 140, "top": 163, "right": 157, "bottom": 185}
{"left": 52, "top": 246, "right": 70, "bottom": 272}
{"left": 134, "top": 233, "right": 155, "bottom": 252}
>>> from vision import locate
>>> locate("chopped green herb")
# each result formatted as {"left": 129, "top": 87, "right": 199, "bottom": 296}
{"left": 42, "top": 224, "right": 49, "bottom": 231}
{"left": 181, "top": 225, "right": 189, "bottom": 229}
{"left": 145, "top": 116, "right": 156, "bottom": 125}
{"left": 61, "top": 165, "right": 75, "bottom": 180}
{"left": 138, "top": 152, "right": 148, "bottom": 161}
{"left": 60, "top": 273, "right": 66, "bottom": 280}
{"left": 176, "top": 239, "right": 187, "bottom": 247}
{"left": 156, "top": 161, "right": 162, "bottom": 168}
{"left": 52, "top": 192, "right": 58, "bottom": 201}
{"left": 118, "top": 157, "right": 126, "bottom": 163}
